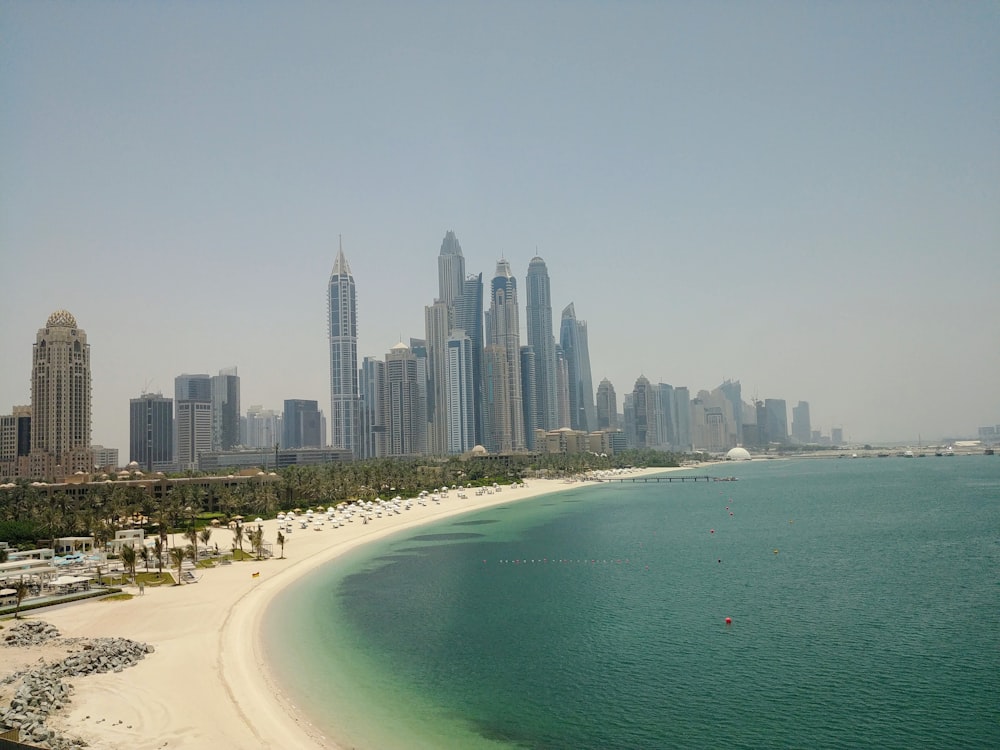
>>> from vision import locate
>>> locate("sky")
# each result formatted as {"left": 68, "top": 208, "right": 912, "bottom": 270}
{"left": 1, "top": 1, "right": 998, "bottom": 453}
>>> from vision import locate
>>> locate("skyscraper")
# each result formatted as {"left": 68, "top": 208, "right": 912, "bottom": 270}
{"left": 454, "top": 273, "right": 484, "bottom": 446}
{"left": 29, "top": 310, "right": 92, "bottom": 477}
{"left": 244, "top": 405, "right": 281, "bottom": 451}
{"left": 763, "top": 399, "right": 789, "bottom": 445}
{"left": 488, "top": 260, "right": 525, "bottom": 450}
{"left": 1, "top": 406, "right": 32, "bottom": 479}
{"left": 673, "top": 386, "right": 691, "bottom": 451}
{"left": 554, "top": 344, "right": 571, "bottom": 428}
{"left": 211, "top": 367, "right": 240, "bottom": 451}
{"left": 596, "top": 378, "right": 618, "bottom": 430}
{"left": 654, "top": 383, "right": 677, "bottom": 448}
{"left": 525, "top": 257, "right": 558, "bottom": 431}
{"left": 424, "top": 300, "right": 452, "bottom": 455}
{"left": 328, "top": 238, "right": 360, "bottom": 456}
{"left": 175, "top": 373, "right": 211, "bottom": 470}
{"left": 482, "top": 345, "right": 512, "bottom": 452}
{"left": 791, "top": 401, "right": 811, "bottom": 443}
{"left": 384, "top": 342, "right": 423, "bottom": 456}
{"left": 359, "top": 357, "right": 386, "bottom": 459}
{"left": 631, "top": 376, "right": 656, "bottom": 449}
{"left": 445, "top": 331, "right": 476, "bottom": 454}
{"left": 559, "top": 303, "right": 596, "bottom": 432}
{"left": 519, "top": 345, "right": 537, "bottom": 450}
{"left": 283, "top": 399, "right": 322, "bottom": 449}
{"left": 437, "top": 230, "right": 466, "bottom": 308}
{"left": 129, "top": 392, "right": 173, "bottom": 472}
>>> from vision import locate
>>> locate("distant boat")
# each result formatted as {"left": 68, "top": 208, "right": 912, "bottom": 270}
{"left": 902, "top": 450, "right": 914, "bottom": 458}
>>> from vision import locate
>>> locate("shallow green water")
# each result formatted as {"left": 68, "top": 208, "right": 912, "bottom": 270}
{"left": 265, "top": 457, "right": 1000, "bottom": 749}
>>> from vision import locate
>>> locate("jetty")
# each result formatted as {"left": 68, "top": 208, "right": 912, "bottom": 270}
{"left": 604, "top": 475, "right": 717, "bottom": 483}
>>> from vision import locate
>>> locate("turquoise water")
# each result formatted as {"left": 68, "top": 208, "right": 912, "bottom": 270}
{"left": 265, "top": 457, "right": 1000, "bottom": 749}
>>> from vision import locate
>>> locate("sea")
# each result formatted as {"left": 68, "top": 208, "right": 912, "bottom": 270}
{"left": 263, "top": 456, "right": 1000, "bottom": 749}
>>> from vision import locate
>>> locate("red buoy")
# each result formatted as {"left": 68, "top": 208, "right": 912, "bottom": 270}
{"left": 725, "top": 617, "right": 732, "bottom": 625}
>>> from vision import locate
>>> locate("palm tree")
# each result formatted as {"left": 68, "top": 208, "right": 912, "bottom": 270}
{"left": 13, "top": 579, "right": 30, "bottom": 619}
{"left": 169, "top": 546, "right": 186, "bottom": 585}
{"left": 153, "top": 537, "right": 164, "bottom": 578}
{"left": 120, "top": 544, "right": 137, "bottom": 584}
{"left": 250, "top": 526, "right": 264, "bottom": 560}
{"left": 198, "top": 527, "right": 212, "bottom": 557}
{"left": 233, "top": 523, "right": 244, "bottom": 559}
{"left": 185, "top": 527, "right": 198, "bottom": 563}
{"left": 139, "top": 544, "right": 150, "bottom": 573}
{"left": 276, "top": 530, "right": 285, "bottom": 559}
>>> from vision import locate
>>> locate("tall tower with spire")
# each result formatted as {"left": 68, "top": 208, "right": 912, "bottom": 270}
{"left": 328, "top": 238, "right": 360, "bottom": 456}
{"left": 487, "top": 259, "right": 525, "bottom": 451}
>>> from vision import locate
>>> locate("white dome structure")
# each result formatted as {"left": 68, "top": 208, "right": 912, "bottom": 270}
{"left": 726, "top": 447, "right": 752, "bottom": 461}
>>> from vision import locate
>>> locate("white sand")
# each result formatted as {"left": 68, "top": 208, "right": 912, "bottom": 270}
{"left": 20, "top": 467, "right": 686, "bottom": 749}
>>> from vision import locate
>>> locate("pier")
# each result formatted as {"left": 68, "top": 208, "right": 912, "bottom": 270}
{"left": 604, "top": 475, "right": 717, "bottom": 483}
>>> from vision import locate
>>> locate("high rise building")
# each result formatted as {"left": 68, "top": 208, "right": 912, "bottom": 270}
{"left": 174, "top": 373, "right": 211, "bottom": 470}
{"left": 424, "top": 300, "right": 452, "bottom": 455}
{"left": 359, "top": 357, "right": 386, "bottom": 459}
{"left": 554, "top": 344, "right": 571, "bottom": 428}
{"left": 654, "top": 383, "right": 677, "bottom": 447}
{"left": 487, "top": 260, "right": 525, "bottom": 450}
{"left": 673, "top": 387, "right": 691, "bottom": 451}
{"left": 283, "top": 399, "right": 322, "bottom": 449}
{"left": 596, "top": 378, "right": 618, "bottom": 430}
{"left": 519, "top": 345, "right": 537, "bottom": 450}
{"left": 559, "top": 303, "right": 596, "bottom": 432}
{"left": 445, "top": 332, "right": 476, "bottom": 454}
{"left": 27, "top": 310, "right": 92, "bottom": 477}
{"left": 437, "top": 230, "right": 466, "bottom": 308}
{"left": 129, "top": 392, "right": 173, "bottom": 472}
{"left": 831, "top": 427, "right": 843, "bottom": 446}
{"left": 328, "top": 238, "right": 360, "bottom": 457}
{"left": 211, "top": 367, "right": 241, "bottom": 451}
{"left": 175, "top": 401, "right": 211, "bottom": 470}
{"left": 763, "top": 399, "right": 789, "bottom": 445}
{"left": 631, "top": 375, "right": 656, "bottom": 448}
{"left": 482, "top": 345, "right": 512, "bottom": 452}
{"left": 717, "top": 380, "right": 743, "bottom": 446}
{"left": 525, "top": 257, "right": 558, "bottom": 431}
{"left": 0, "top": 406, "right": 31, "bottom": 479}
{"left": 408, "top": 338, "right": 430, "bottom": 454}
{"left": 791, "top": 401, "right": 811, "bottom": 443}
{"left": 244, "top": 406, "right": 281, "bottom": 451}
{"left": 384, "top": 342, "right": 423, "bottom": 456}
{"left": 454, "top": 273, "right": 484, "bottom": 446}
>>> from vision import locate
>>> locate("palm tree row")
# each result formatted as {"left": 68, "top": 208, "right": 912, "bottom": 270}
{"left": 0, "top": 452, "right": 681, "bottom": 552}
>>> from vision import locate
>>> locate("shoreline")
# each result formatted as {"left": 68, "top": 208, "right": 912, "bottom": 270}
{"left": 15, "top": 466, "right": 691, "bottom": 749}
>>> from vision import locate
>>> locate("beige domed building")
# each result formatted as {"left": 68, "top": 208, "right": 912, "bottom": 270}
{"left": 726, "top": 447, "right": 752, "bottom": 461}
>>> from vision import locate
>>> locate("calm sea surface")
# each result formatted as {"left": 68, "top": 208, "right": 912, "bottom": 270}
{"left": 264, "top": 457, "right": 1000, "bottom": 749}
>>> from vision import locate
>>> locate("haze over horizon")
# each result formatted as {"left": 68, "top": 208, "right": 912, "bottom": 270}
{"left": 2, "top": 2, "right": 998, "bottom": 454}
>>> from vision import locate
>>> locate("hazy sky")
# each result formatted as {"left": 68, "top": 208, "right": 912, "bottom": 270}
{"left": 2, "top": 1, "right": 998, "bottom": 453}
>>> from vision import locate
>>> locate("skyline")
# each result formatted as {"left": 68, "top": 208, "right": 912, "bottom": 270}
{"left": 2, "top": 2, "right": 998, "bottom": 453}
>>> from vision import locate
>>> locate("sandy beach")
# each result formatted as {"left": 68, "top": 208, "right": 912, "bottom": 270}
{"left": 6, "top": 467, "right": 682, "bottom": 749}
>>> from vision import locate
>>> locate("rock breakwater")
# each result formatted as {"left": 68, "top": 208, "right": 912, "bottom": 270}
{"left": 1, "top": 621, "right": 153, "bottom": 749}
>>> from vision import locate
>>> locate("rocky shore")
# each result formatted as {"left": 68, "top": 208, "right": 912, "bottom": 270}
{"left": 1, "top": 621, "right": 153, "bottom": 749}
